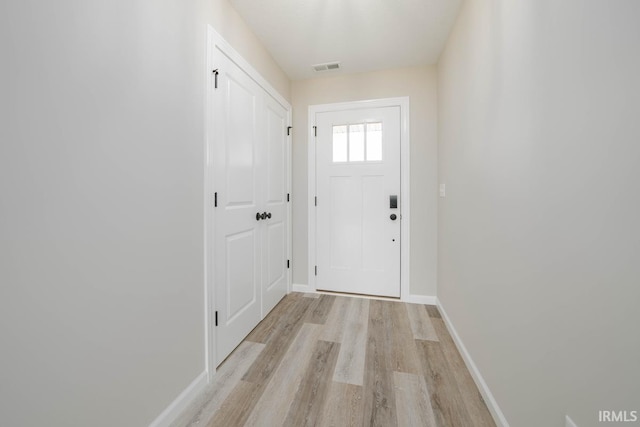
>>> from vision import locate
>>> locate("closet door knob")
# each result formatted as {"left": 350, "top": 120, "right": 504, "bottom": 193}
{"left": 256, "top": 212, "right": 262, "bottom": 221}
{"left": 266, "top": 212, "right": 272, "bottom": 219}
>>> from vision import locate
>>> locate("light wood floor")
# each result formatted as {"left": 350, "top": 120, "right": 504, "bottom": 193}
{"left": 172, "top": 292, "right": 496, "bottom": 427}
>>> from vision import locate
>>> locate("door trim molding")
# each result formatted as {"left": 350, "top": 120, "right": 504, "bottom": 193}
{"left": 307, "top": 97, "right": 411, "bottom": 301}
{"left": 205, "top": 26, "right": 292, "bottom": 381}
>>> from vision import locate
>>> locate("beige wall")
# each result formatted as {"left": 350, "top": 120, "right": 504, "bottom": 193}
{"left": 291, "top": 66, "right": 438, "bottom": 297}
{"left": 0, "top": 0, "right": 288, "bottom": 426}
{"left": 438, "top": 1, "right": 640, "bottom": 426}
{"left": 206, "top": 0, "right": 290, "bottom": 99}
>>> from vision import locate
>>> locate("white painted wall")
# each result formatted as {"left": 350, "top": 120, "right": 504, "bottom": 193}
{"left": 0, "top": 1, "right": 288, "bottom": 426}
{"left": 207, "top": 0, "right": 290, "bottom": 98}
{"left": 291, "top": 66, "right": 438, "bottom": 297}
{"left": 438, "top": 1, "right": 640, "bottom": 426}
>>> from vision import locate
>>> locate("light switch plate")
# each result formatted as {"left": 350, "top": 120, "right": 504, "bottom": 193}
{"left": 439, "top": 183, "right": 446, "bottom": 198}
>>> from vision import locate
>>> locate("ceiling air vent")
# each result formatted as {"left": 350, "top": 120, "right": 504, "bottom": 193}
{"left": 312, "top": 62, "right": 341, "bottom": 72}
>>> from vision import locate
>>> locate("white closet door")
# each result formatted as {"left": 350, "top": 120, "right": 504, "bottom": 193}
{"left": 213, "top": 52, "right": 263, "bottom": 365}
{"left": 212, "top": 47, "right": 290, "bottom": 365}
{"left": 261, "top": 96, "right": 288, "bottom": 315}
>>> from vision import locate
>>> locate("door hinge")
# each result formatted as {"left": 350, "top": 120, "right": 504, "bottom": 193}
{"left": 215, "top": 311, "right": 218, "bottom": 326}
{"left": 287, "top": 260, "right": 290, "bottom": 269}
{"left": 313, "top": 126, "right": 317, "bottom": 137}
{"left": 212, "top": 69, "right": 219, "bottom": 89}
{"left": 287, "top": 193, "right": 290, "bottom": 202}
{"left": 315, "top": 266, "right": 318, "bottom": 276}
{"left": 214, "top": 192, "right": 217, "bottom": 207}
{"left": 287, "top": 126, "right": 292, "bottom": 136}
{"left": 315, "top": 196, "right": 317, "bottom": 206}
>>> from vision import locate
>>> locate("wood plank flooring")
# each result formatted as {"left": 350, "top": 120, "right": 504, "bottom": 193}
{"left": 174, "top": 293, "right": 496, "bottom": 427}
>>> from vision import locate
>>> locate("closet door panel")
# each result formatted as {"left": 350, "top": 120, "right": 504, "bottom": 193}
{"left": 261, "top": 97, "right": 288, "bottom": 315}
{"left": 213, "top": 51, "right": 263, "bottom": 365}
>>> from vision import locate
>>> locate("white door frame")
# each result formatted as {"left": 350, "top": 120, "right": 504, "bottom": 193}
{"left": 308, "top": 97, "right": 410, "bottom": 301}
{"left": 205, "top": 26, "right": 292, "bottom": 381}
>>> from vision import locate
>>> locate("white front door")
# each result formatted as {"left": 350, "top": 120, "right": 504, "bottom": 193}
{"left": 315, "top": 106, "right": 401, "bottom": 298}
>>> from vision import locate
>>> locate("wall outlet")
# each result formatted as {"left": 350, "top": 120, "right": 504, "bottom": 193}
{"left": 566, "top": 415, "right": 578, "bottom": 427}
{"left": 439, "top": 183, "right": 446, "bottom": 198}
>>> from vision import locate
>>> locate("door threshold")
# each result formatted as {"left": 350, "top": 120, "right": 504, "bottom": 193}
{"left": 314, "top": 289, "right": 401, "bottom": 302}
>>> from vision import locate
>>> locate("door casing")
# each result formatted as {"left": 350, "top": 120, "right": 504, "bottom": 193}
{"left": 308, "top": 97, "right": 411, "bottom": 301}
{"left": 205, "top": 26, "right": 292, "bottom": 381}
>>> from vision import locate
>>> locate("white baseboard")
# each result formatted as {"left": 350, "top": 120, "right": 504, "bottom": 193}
{"left": 404, "top": 294, "right": 437, "bottom": 305}
{"left": 436, "top": 298, "right": 510, "bottom": 427}
{"left": 566, "top": 415, "right": 578, "bottom": 427}
{"left": 292, "top": 283, "right": 315, "bottom": 293}
{"left": 149, "top": 371, "right": 208, "bottom": 427}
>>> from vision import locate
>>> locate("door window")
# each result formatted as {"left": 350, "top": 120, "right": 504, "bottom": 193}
{"left": 332, "top": 122, "right": 383, "bottom": 163}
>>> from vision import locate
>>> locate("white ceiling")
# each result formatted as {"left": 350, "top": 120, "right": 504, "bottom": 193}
{"left": 229, "top": 0, "right": 463, "bottom": 80}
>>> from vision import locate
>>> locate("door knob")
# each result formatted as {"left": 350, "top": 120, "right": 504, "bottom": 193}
{"left": 260, "top": 212, "right": 267, "bottom": 220}
{"left": 266, "top": 212, "right": 272, "bottom": 219}
{"left": 256, "top": 212, "right": 262, "bottom": 221}
{"left": 390, "top": 214, "right": 397, "bottom": 221}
